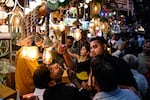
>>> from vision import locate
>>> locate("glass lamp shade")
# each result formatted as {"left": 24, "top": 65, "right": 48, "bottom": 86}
{"left": 59, "top": 21, "right": 65, "bottom": 32}
{"left": 42, "top": 48, "right": 53, "bottom": 64}
{"left": 74, "top": 28, "right": 81, "bottom": 41}
{"left": 21, "top": 46, "right": 40, "bottom": 61}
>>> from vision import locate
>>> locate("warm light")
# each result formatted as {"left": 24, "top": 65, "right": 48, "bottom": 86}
{"left": 94, "top": 6, "right": 98, "bottom": 13}
{"left": 59, "top": 0, "right": 65, "bottom": 3}
{"left": 85, "top": 0, "right": 90, "bottom": 4}
{"left": 13, "top": 16, "right": 20, "bottom": 27}
{"left": 29, "top": 1, "right": 37, "bottom": 9}
{"left": 0, "top": 0, "right": 5, "bottom": 3}
{"left": 24, "top": 8, "right": 32, "bottom": 15}
{"left": 0, "top": 11, "right": 8, "bottom": 19}
{"left": 95, "top": 26, "right": 99, "bottom": 31}
{"left": 74, "top": 28, "right": 81, "bottom": 41}
{"left": 42, "top": 48, "right": 53, "bottom": 64}
{"left": 21, "top": 46, "right": 40, "bottom": 61}
{"left": 0, "top": 24, "right": 8, "bottom": 32}
{"left": 84, "top": 4, "right": 88, "bottom": 9}
{"left": 59, "top": 21, "right": 65, "bottom": 32}
{"left": 89, "top": 23, "right": 94, "bottom": 27}
{"left": 5, "top": 0, "right": 15, "bottom": 7}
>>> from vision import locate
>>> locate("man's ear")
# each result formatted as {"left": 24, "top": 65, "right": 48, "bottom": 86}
{"left": 48, "top": 80, "right": 56, "bottom": 87}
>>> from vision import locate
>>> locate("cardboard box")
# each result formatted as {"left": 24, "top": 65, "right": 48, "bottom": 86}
{"left": 0, "top": 84, "right": 16, "bottom": 100}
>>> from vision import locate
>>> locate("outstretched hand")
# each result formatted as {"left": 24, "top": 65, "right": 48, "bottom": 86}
{"left": 57, "top": 44, "right": 68, "bottom": 55}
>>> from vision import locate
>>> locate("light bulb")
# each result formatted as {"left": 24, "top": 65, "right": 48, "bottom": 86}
{"left": 74, "top": 28, "right": 81, "bottom": 41}
{"left": 59, "top": 0, "right": 65, "bottom": 3}
{"left": 42, "top": 48, "right": 53, "bottom": 64}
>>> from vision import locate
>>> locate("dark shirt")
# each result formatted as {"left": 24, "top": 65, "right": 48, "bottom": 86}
{"left": 43, "top": 83, "right": 90, "bottom": 100}
{"left": 76, "top": 59, "right": 91, "bottom": 74}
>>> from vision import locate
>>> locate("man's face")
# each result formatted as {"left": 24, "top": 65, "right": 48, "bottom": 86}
{"left": 90, "top": 40, "right": 105, "bottom": 57}
{"left": 66, "top": 39, "right": 73, "bottom": 48}
{"left": 143, "top": 39, "right": 150, "bottom": 55}
{"left": 49, "top": 63, "right": 64, "bottom": 81}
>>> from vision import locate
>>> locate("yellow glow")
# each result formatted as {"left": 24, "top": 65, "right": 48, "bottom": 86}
{"left": 21, "top": 46, "right": 39, "bottom": 61}
{"left": 42, "top": 48, "right": 53, "bottom": 64}
{"left": 74, "top": 28, "right": 81, "bottom": 41}
{"left": 59, "top": 21, "right": 65, "bottom": 32}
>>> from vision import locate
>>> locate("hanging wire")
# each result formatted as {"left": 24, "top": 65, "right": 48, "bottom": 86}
{"left": 45, "top": 14, "right": 50, "bottom": 37}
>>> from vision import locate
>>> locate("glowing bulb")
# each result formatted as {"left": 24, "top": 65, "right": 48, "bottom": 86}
{"left": 21, "top": 46, "right": 39, "bottom": 61}
{"left": 59, "top": 21, "right": 65, "bottom": 32}
{"left": 74, "top": 28, "right": 81, "bottom": 41}
{"left": 42, "top": 48, "right": 53, "bottom": 64}
{"left": 5, "top": 0, "right": 14, "bottom": 7}
{"left": 59, "top": 0, "right": 65, "bottom": 3}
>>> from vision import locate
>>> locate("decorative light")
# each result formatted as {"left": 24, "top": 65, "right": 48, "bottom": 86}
{"left": 42, "top": 47, "right": 53, "bottom": 64}
{"left": 0, "top": 9, "right": 8, "bottom": 19}
{"left": 94, "top": 5, "right": 98, "bottom": 13}
{"left": 21, "top": 46, "right": 40, "bottom": 61}
{"left": 59, "top": 21, "right": 65, "bottom": 32}
{"left": 85, "top": 0, "right": 90, "bottom": 4}
{"left": 59, "top": 0, "right": 65, "bottom": 3}
{"left": 29, "top": 1, "right": 37, "bottom": 9}
{"left": 113, "top": 11, "right": 116, "bottom": 15}
{"left": 84, "top": 4, "right": 88, "bottom": 9}
{"left": 24, "top": 8, "right": 32, "bottom": 15}
{"left": 5, "top": 0, "right": 15, "bottom": 7}
{"left": 0, "top": 0, "right": 5, "bottom": 3}
{"left": 74, "top": 28, "right": 81, "bottom": 41}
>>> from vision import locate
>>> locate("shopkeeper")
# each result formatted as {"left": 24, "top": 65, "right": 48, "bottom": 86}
{"left": 15, "top": 47, "right": 39, "bottom": 96}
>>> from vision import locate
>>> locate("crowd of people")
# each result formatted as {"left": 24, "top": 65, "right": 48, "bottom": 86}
{"left": 15, "top": 28, "right": 150, "bottom": 100}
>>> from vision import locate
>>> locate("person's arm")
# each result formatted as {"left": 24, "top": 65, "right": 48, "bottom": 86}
{"left": 112, "top": 40, "right": 128, "bottom": 57}
{"left": 67, "top": 69, "right": 91, "bottom": 100}
{"left": 57, "top": 44, "right": 77, "bottom": 71}
{"left": 68, "top": 51, "right": 79, "bottom": 60}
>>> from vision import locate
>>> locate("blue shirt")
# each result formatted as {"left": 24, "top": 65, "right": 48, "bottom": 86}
{"left": 93, "top": 87, "right": 140, "bottom": 100}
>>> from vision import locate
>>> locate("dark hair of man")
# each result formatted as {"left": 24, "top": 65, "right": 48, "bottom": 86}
{"left": 33, "top": 64, "right": 52, "bottom": 89}
{"left": 91, "top": 55, "right": 118, "bottom": 91}
{"left": 90, "top": 36, "right": 107, "bottom": 45}
{"left": 66, "top": 36, "right": 74, "bottom": 41}
{"left": 90, "top": 36, "right": 109, "bottom": 56}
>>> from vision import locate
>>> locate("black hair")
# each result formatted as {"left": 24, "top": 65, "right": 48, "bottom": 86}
{"left": 66, "top": 36, "right": 74, "bottom": 41}
{"left": 33, "top": 64, "right": 51, "bottom": 89}
{"left": 91, "top": 55, "right": 118, "bottom": 91}
{"left": 82, "top": 42, "right": 90, "bottom": 52}
{"left": 90, "top": 36, "right": 107, "bottom": 45}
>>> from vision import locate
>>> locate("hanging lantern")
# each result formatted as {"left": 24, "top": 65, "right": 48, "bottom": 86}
{"left": 21, "top": 46, "right": 40, "bottom": 61}
{"left": 74, "top": 28, "right": 81, "bottom": 41}
{"left": 5, "top": 0, "right": 15, "bottom": 7}
{"left": 59, "top": 21, "right": 65, "bottom": 32}
{"left": 42, "top": 48, "right": 53, "bottom": 64}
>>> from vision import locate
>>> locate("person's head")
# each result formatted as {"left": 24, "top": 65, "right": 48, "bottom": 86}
{"left": 33, "top": 64, "right": 51, "bottom": 89}
{"left": 90, "top": 55, "right": 118, "bottom": 92}
{"left": 33, "top": 63, "right": 64, "bottom": 89}
{"left": 143, "top": 39, "right": 150, "bottom": 55}
{"left": 89, "top": 36, "right": 107, "bottom": 57}
{"left": 66, "top": 36, "right": 74, "bottom": 48}
{"left": 80, "top": 43, "right": 90, "bottom": 56}
{"left": 113, "top": 33, "right": 121, "bottom": 41}
{"left": 123, "top": 54, "right": 138, "bottom": 69}
{"left": 143, "top": 31, "right": 150, "bottom": 55}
